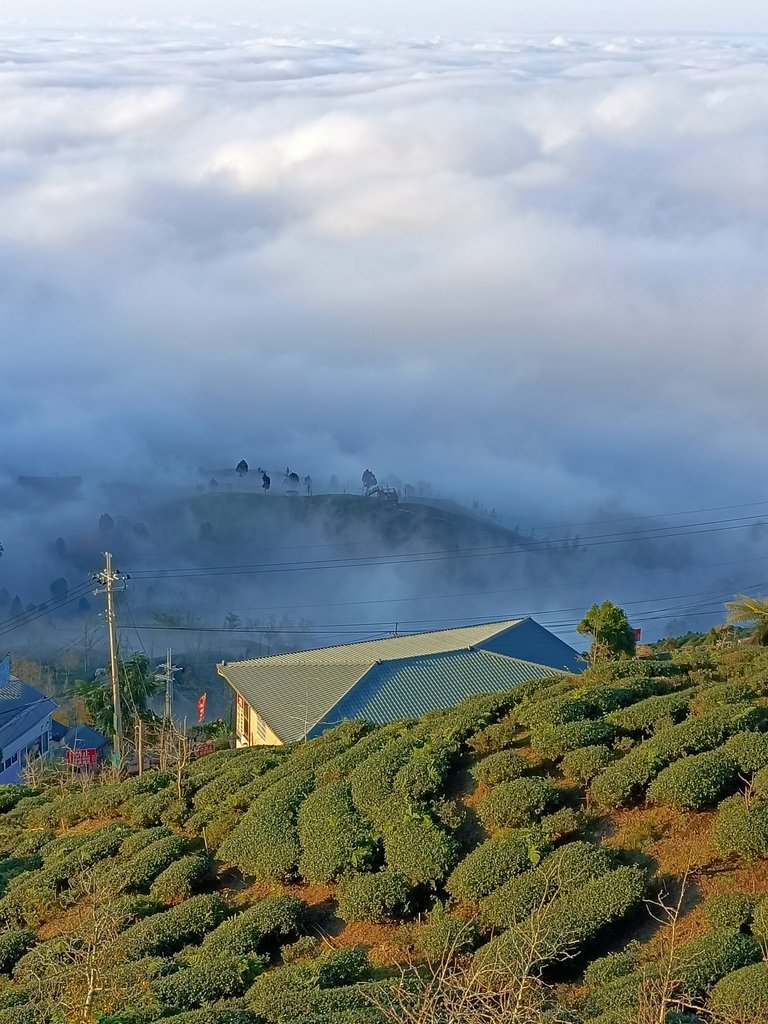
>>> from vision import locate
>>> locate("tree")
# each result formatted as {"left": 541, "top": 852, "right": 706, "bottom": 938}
{"left": 726, "top": 595, "right": 768, "bottom": 646}
{"left": 9, "top": 595, "right": 23, "bottom": 619}
{"left": 76, "top": 653, "right": 159, "bottom": 738}
{"left": 98, "top": 513, "right": 114, "bottom": 534}
{"left": 261, "top": 471, "right": 271, "bottom": 494}
{"left": 362, "top": 469, "right": 378, "bottom": 495}
{"left": 236, "top": 459, "right": 249, "bottom": 478}
{"left": 50, "top": 577, "right": 68, "bottom": 602}
{"left": 54, "top": 536, "right": 67, "bottom": 557}
{"left": 577, "top": 600, "right": 636, "bottom": 661}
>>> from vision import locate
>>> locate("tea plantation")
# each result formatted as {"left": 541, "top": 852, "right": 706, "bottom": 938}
{"left": 2, "top": 644, "right": 768, "bottom": 1022}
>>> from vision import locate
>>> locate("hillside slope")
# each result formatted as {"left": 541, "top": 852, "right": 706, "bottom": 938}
{"left": 1, "top": 645, "right": 768, "bottom": 1022}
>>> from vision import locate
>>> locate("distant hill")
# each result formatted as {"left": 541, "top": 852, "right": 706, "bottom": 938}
{"left": 1, "top": 643, "right": 768, "bottom": 1023}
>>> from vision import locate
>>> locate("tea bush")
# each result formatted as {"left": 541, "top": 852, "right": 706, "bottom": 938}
{"left": 606, "top": 693, "right": 691, "bottom": 735}
{"left": 705, "top": 892, "right": 757, "bottom": 931}
{"left": 336, "top": 871, "right": 410, "bottom": 923}
{"left": 708, "top": 962, "right": 768, "bottom": 1019}
{"left": 560, "top": 745, "right": 612, "bottom": 784}
{"left": 200, "top": 895, "right": 307, "bottom": 958}
{"left": 469, "top": 715, "right": 519, "bottom": 755}
{"left": 724, "top": 731, "right": 768, "bottom": 774}
{"left": 530, "top": 721, "right": 618, "bottom": 760}
{"left": 0, "top": 932, "right": 34, "bottom": 974}
{"left": 675, "top": 929, "right": 760, "bottom": 997}
{"left": 217, "top": 771, "right": 315, "bottom": 881}
{"left": 382, "top": 811, "right": 457, "bottom": 887}
{"left": 713, "top": 795, "right": 768, "bottom": 858}
{"left": 647, "top": 749, "right": 737, "bottom": 810}
{"left": 515, "top": 697, "right": 595, "bottom": 730}
{"left": 394, "top": 739, "right": 458, "bottom": 801}
{"left": 115, "top": 893, "right": 228, "bottom": 959}
{"left": 349, "top": 738, "right": 417, "bottom": 822}
{"left": 446, "top": 828, "right": 549, "bottom": 902}
{"left": 298, "top": 782, "right": 375, "bottom": 884}
{"left": 152, "top": 953, "right": 267, "bottom": 1010}
{"left": 471, "top": 750, "right": 528, "bottom": 787}
{"left": 477, "top": 777, "right": 560, "bottom": 831}
{"left": 151, "top": 855, "right": 214, "bottom": 904}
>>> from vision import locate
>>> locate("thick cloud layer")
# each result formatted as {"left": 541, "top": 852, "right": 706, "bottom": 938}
{"left": 2, "top": 28, "right": 768, "bottom": 531}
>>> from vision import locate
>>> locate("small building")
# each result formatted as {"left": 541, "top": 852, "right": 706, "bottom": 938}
{"left": 58, "top": 724, "right": 111, "bottom": 768}
{"left": 0, "top": 657, "right": 57, "bottom": 783}
{"left": 218, "top": 617, "right": 584, "bottom": 748}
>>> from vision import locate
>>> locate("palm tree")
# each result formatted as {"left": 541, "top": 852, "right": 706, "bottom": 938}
{"left": 725, "top": 595, "right": 768, "bottom": 645}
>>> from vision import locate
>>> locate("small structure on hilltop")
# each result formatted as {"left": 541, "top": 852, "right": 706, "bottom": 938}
{"left": 218, "top": 617, "right": 584, "bottom": 748}
{"left": 0, "top": 656, "right": 57, "bottom": 783}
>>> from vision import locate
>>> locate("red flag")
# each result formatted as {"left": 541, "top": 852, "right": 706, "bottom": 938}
{"left": 197, "top": 693, "right": 207, "bottom": 722}
{"left": 634, "top": 628, "right": 642, "bottom": 641}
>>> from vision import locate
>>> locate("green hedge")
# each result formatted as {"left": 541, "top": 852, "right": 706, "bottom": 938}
{"left": 108, "top": 835, "right": 193, "bottom": 894}
{"left": 469, "top": 715, "right": 519, "bottom": 755}
{"left": 477, "top": 777, "right": 560, "bottom": 831}
{"left": 515, "top": 697, "right": 596, "bottom": 730}
{"left": 348, "top": 737, "right": 419, "bottom": 821}
{"left": 160, "top": 1010, "right": 263, "bottom": 1024}
{"left": 750, "top": 895, "right": 768, "bottom": 940}
{"left": 725, "top": 731, "right": 768, "bottom": 774}
{"left": 583, "top": 943, "right": 641, "bottom": 991}
{"left": 560, "top": 745, "right": 612, "bottom": 784}
{"left": 200, "top": 895, "right": 307, "bottom": 958}
{"left": 336, "top": 871, "right": 410, "bottom": 923}
{"left": 606, "top": 693, "right": 691, "bottom": 735}
{"left": 115, "top": 893, "right": 229, "bottom": 959}
{"left": 217, "top": 771, "right": 315, "bottom": 881}
{"left": 646, "top": 749, "right": 737, "bottom": 810}
{"left": 394, "top": 740, "right": 458, "bottom": 801}
{"left": 151, "top": 855, "right": 214, "bottom": 904}
{"left": 705, "top": 892, "right": 757, "bottom": 931}
{"left": 382, "top": 811, "right": 457, "bottom": 887}
{"left": 446, "top": 828, "right": 549, "bottom": 902}
{"left": 676, "top": 929, "right": 761, "bottom": 997}
{"left": 480, "top": 841, "right": 612, "bottom": 929}
{"left": 413, "top": 904, "right": 479, "bottom": 959}
{"left": 693, "top": 681, "right": 756, "bottom": 712}
{"left": 152, "top": 953, "right": 267, "bottom": 1010}
{"left": 530, "top": 720, "right": 618, "bottom": 760}
{"left": 713, "top": 795, "right": 768, "bottom": 858}
{"left": 123, "top": 789, "right": 175, "bottom": 829}
{"left": 0, "top": 932, "right": 34, "bottom": 974}
{"left": 471, "top": 750, "right": 528, "bottom": 786}
{"left": 708, "top": 962, "right": 768, "bottom": 1019}
{"left": 298, "top": 783, "right": 376, "bottom": 884}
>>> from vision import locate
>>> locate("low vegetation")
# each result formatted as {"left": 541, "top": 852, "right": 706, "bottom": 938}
{"left": 0, "top": 641, "right": 767, "bottom": 1021}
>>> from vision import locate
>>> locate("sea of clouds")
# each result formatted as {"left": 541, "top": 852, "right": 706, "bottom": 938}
{"left": 2, "top": 26, "right": 768, "bottom": 521}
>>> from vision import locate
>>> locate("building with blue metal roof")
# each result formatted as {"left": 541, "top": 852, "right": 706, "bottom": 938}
{"left": 0, "top": 656, "right": 58, "bottom": 782}
{"left": 218, "top": 617, "right": 584, "bottom": 747}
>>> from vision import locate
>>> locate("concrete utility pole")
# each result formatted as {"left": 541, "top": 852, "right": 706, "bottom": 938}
{"left": 92, "top": 552, "right": 127, "bottom": 766}
{"left": 164, "top": 647, "right": 174, "bottom": 722}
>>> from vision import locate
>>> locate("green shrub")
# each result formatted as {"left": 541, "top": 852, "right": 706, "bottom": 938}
{"left": 110, "top": 835, "right": 193, "bottom": 894}
{"left": 583, "top": 943, "right": 641, "bottom": 990}
{"left": 647, "top": 749, "right": 737, "bottom": 810}
{"left": 471, "top": 750, "right": 528, "bottom": 787}
{"left": 162, "top": 1011, "right": 263, "bottom": 1024}
{"left": 248, "top": 961, "right": 377, "bottom": 1024}
{"left": 480, "top": 841, "right": 612, "bottom": 928}
{"left": 123, "top": 789, "right": 174, "bottom": 828}
{"left": 652, "top": 703, "right": 766, "bottom": 762}
{"left": 531, "top": 721, "right": 618, "bottom": 760}
{"left": 382, "top": 812, "right": 457, "bottom": 887}
{"left": 589, "top": 744, "right": 667, "bottom": 808}
{"left": 151, "top": 855, "right": 214, "bottom": 904}
{"left": 469, "top": 715, "right": 519, "bottom": 755}
{"left": 708, "top": 962, "right": 768, "bottom": 1019}
{"left": 713, "top": 795, "right": 768, "bottom": 858}
{"left": 193, "top": 752, "right": 282, "bottom": 810}
{"left": 315, "top": 728, "right": 389, "bottom": 786}
{"left": 395, "top": 740, "right": 457, "bottom": 800}
{"left": 349, "top": 738, "right": 417, "bottom": 822}
{"left": 750, "top": 895, "right": 768, "bottom": 940}
{"left": 606, "top": 693, "right": 691, "bottom": 735}
{"left": 539, "top": 807, "right": 583, "bottom": 842}
{"left": 200, "top": 895, "right": 307, "bottom": 958}
{"left": 217, "top": 771, "right": 315, "bottom": 881}
{"left": 705, "top": 892, "right": 758, "bottom": 931}
{"left": 676, "top": 929, "right": 760, "bottom": 997}
{"left": 477, "top": 777, "right": 560, "bottom": 831}
{"left": 0, "top": 932, "right": 34, "bottom": 974}
{"left": 0, "top": 790, "right": 32, "bottom": 816}
{"left": 413, "top": 904, "right": 478, "bottom": 959}
{"left": 516, "top": 697, "right": 595, "bottom": 730}
{"left": 725, "top": 731, "right": 768, "bottom": 774}
{"left": 0, "top": 1006, "right": 44, "bottom": 1024}
{"left": 560, "top": 745, "right": 612, "bottom": 784}
{"left": 298, "top": 783, "right": 375, "bottom": 884}
{"left": 116, "top": 893, "right": 228, "bottom": 958}
{"left": 152, "top": 953, "right": 267, "bottom": 1010}
{"left": 754, "top": 766, "right": 768, "bottom": 799}
{"left": 119, "top": 827, "right": 171, "bottom": 857}
{"left": 336, "top": 871, "right": 410, "bottom": 923}
{"left": 693, "top": 681, "right": 756, "bottom": 713}
{"left": 446, "top": 828, "right": 549, "bottom": 902}
{"left": 119, "top": 772, "right": 173, "bottom": 799}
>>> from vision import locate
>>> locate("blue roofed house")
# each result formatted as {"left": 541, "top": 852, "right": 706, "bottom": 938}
{"left": 217, "top": 617, "right": 584, "bottom": 748}
{"left": 0, "top": 656, "right": 58, "bottom": 783}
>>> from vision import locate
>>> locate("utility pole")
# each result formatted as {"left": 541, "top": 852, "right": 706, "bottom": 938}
{"left": 92, "top": 552, "right": 127, "bottom": 767}
{"left": 164, "top": 647, "right": 174, "bottom": 722}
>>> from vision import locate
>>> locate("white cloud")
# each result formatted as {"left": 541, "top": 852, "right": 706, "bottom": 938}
{"left": 2, "top": 26, "right": 768, "bottom": 525}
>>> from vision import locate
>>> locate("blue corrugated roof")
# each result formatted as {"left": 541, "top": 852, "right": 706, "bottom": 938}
{"left": 308, "top": 648, "right": 565, "bottom": 735}
{"left": 61, "top": 725, "right": 109, "bottom": 751}
{"left": 0, "top": 677, "right": 57, "bottom": 751}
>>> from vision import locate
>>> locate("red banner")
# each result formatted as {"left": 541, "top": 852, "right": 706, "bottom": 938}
{"left": 66, "top": 748, "right": 97, "bottom": 768}
{"left": 196, "top": 741, "right": 215, "bottom": 758}
{"left": 197, "top": 692, "right": 207, "bottom": 722}
{"left": 634, "top": 628, "right": 642, "bottom": 641}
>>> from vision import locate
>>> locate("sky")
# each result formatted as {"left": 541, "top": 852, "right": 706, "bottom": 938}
{"left": 4, "top": 1, "right": 768, "bottom": 34}
{"left": 2, "top": 20, "right": 768, "bottom": 531}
